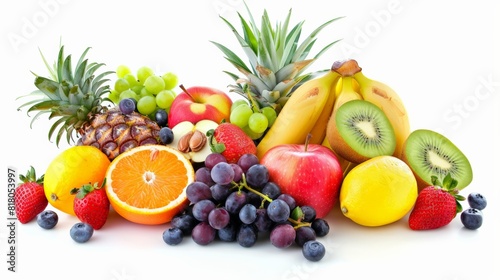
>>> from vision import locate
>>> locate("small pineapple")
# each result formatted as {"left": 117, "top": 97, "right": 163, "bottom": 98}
{"left": 212, "top": 3, "right": 341, "bottom": 112}
{"left": 18, "top": 45, "right": 160, "bottom": 160}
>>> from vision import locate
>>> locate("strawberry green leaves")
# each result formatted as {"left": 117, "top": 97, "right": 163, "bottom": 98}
{"left": 431, "top": 173, "right": 465, "bottom": 214}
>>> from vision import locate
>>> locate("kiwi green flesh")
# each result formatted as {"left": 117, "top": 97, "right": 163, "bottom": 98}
{"left": 336, "top": 100, "right": 396, "bottom": 158}
{"left": 403, "top": 129, "right": 473, "bottom": 190}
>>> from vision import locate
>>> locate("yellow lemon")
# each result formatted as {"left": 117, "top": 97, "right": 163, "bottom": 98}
{"left": 44, "top": 146, "right": 110, "bottom": 216}
{"left": 340, "top": 156, "right": 417, "bottom": 226}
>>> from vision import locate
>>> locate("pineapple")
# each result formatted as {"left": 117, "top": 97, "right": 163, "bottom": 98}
{"left": 18, "top": 45, "right": 160, "bottom": 160}
{"left": 211, "top": 3, "right": 341, "bottom": 112}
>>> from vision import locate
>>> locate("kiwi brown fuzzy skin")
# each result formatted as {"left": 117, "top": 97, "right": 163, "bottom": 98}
{"left": 401, "top": 129, "right": 473, "bottom": 192}
{"left": 327, "top": 117, "right": 370, "bottom": 164}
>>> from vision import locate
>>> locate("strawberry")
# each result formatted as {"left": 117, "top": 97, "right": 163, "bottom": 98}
{"left": 15, "top": 166, "right": 48, "bottom": 224}
{"left": 207, "top": 122, "right": 257, "bottom": 163}
{"left": 71, "top": 180, "right": 110, "bottom": 230}
{"left": 409, "top": 174, "right": 465, "bottom": 230}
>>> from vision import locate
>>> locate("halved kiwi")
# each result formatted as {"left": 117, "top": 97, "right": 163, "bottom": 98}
{"left": 402, "top": 129, "right": 473, "bottom": 191}
{"left": 328, "top": 99, "right": 396, "bottom": 163}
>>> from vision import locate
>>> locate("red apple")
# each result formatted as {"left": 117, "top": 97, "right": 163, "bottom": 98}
{"left": 168, "top": 85, "right": 232, "bottom": 128}
{"left": 260, "top": 140, "right": 343, "bottom": 218}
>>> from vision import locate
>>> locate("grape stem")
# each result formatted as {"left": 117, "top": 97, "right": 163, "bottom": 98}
{"left": 231, "top": 173, "right": 273, "bottom": 204}
{"left": 231, "top": 173, "right": 312, "bottom": 229}
{"left": 288, "top": 218, "right": 312, "bottom": 229}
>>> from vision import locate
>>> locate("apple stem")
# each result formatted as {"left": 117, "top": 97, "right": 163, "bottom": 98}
{"left": 179, "top": 84, "right": 194, "bottom": 100}
{"left": 304, "top": 133, "right": 312, "bottom": 152}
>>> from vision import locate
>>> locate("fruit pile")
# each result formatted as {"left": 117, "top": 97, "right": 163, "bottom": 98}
{"left": 164, "top": 152, "right": 330, "bottom": 261}
{"left": 14, "top": 3, "right": 488, "bottom": 264}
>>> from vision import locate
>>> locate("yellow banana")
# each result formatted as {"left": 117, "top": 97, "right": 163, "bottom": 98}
{"left": 325, "top": 76, "right": 364, "bottom": 163}
{"left": 352, "top": 68, "right": 410, "bottom": 159}
{"left": 332, "top": 76, "right": 363, "bottom": 113}
{"left": 256, "top": 70, "right": 340, "bottom": 159}
{"left": 308, "top": 74, "right": 341, "bottom": 144}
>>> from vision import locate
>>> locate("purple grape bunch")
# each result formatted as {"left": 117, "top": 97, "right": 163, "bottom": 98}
{"left": 162, "top": 152, "right": 330, "bottom": 261}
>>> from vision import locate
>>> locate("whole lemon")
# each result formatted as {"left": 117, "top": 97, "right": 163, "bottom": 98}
{"left": 44, "top": 146, "right": 110, "bottom": 215}
{"left": 340, "top": 156, "right": 417, "bottom": 227}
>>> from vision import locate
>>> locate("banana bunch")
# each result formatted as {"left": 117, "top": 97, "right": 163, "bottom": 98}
{"left": 256, "top": 59, "right": 410, "bottom": 175}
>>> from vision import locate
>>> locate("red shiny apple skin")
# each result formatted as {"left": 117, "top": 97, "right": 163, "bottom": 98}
{"left": 260, "top": 143, "right": 343, "bottom": 218}
{"left": 168, "top": 86, "right": 232, "bottom": 128}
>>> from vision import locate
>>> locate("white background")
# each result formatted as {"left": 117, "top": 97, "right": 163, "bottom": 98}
{"left": 1, "top": 0, "right": 499, "bottom": 279}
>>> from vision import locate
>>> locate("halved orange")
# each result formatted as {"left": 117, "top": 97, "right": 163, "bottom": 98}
{"left": 105, "top": 145, "right": 195, "bottom": 225}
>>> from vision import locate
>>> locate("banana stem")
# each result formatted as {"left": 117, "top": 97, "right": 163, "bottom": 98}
{"left": 332, "top": 59, "right": 362, "bottom": 76}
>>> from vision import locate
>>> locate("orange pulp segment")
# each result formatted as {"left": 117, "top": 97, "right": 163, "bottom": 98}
{"left": 105, "top": 145, "right": 195, "bottom": 225}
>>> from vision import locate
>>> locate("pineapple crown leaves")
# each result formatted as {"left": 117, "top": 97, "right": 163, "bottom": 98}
{"left": 70, "top": 179, "right": 106, "bottom": 200}
{"left": 18, "top": 166, "right": 44, "bottom": 185}
{"left": 17, "top": 45, "right": 114, "bottom": 147}
{"left": 211, "top": 1, "right": 342, "bottom": 105}
{"left": 430, "top": 173, "right": 466, "bottom": 214}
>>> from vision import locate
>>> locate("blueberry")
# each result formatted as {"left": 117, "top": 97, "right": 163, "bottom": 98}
{"left": 155, "top": 109, "right": 168, "bottom": 127}
{"left": 36, "top": 210, "right": 58, "bottom": 229}
{"left": 163, "top": 227, "right": 183, "bottom": 245}
{"left": 170, "top": 213, "right": 197, "bottom": 235}
{"left": 302, "top": 240, "right": 326, "bottom": 262}
{"left": 159, "top": 127, "right": 174, "bottom": 144}
{"left": 461, "top": 208, "right": 483, "bottom": 230}
{"left": 70, "top": 222, "right": 94, "bottom": 243}
{"left": 467, "top": 192, "right": 487, "bottom": 210}
{"left": 118, "top": 98, "right": 136, "bottom": 114}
